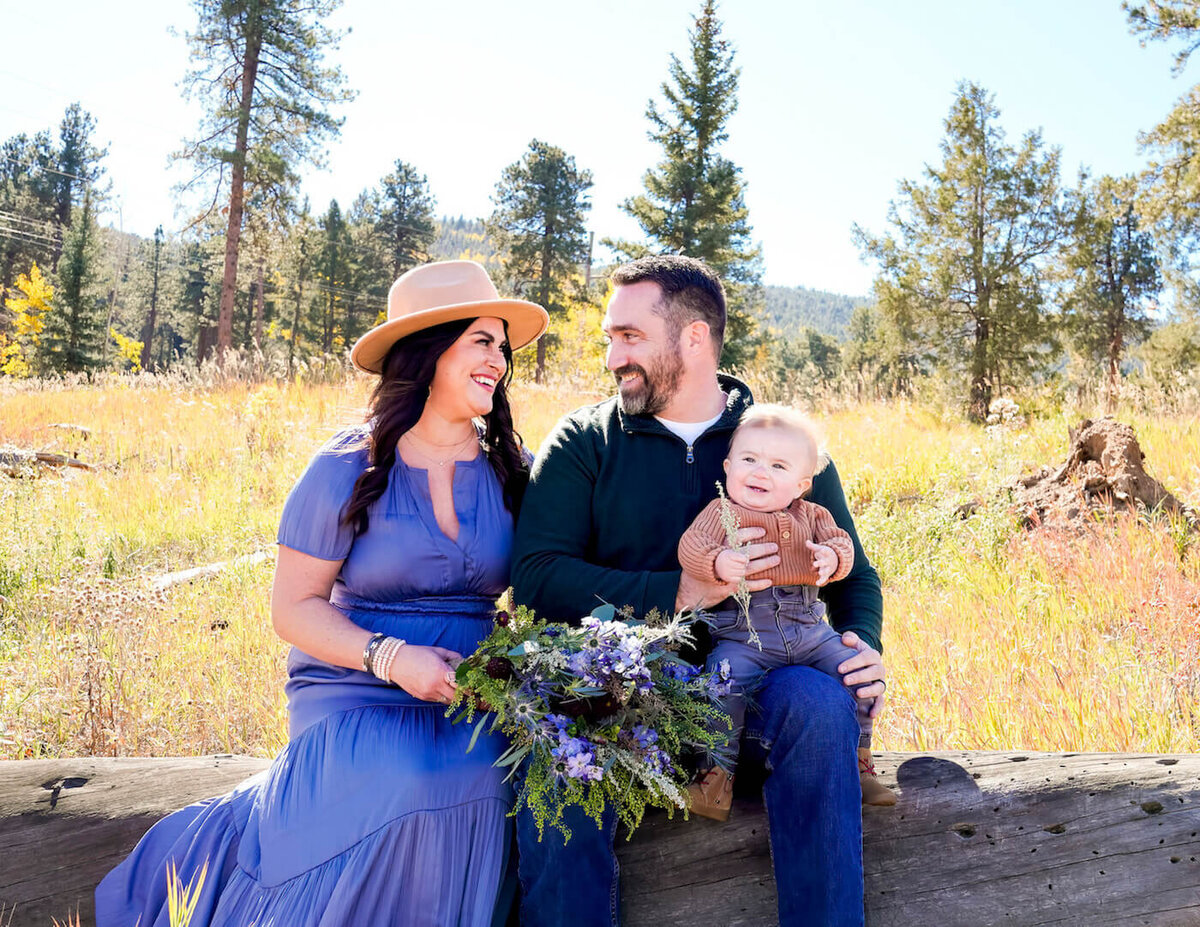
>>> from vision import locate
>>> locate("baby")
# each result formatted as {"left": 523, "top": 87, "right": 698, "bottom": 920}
{"left": 678, "top": 404, "right": 895, "bottom": 820}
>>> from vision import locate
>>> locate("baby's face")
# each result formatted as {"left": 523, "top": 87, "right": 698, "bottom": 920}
{"left": 723, "top": 425, "right": 815, "bottom": 513}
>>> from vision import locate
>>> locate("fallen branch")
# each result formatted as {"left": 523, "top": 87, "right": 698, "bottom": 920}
{"left": 0, "top": 447, "right": 93, "bottom": 477}
{"left": 151, "top": 549, "right": 276, "bottom": 591}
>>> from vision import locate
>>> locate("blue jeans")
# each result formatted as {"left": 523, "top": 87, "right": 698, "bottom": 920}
{"left": 516, "top": 665, "right": 864, "bottom": 927}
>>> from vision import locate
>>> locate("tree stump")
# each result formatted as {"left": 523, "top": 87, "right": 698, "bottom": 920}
{"left": 1012, "top": 418, "right": 1195, "bottom": 530}
{"left": 1, "top": 752, "right": 1197, "bottom": 926}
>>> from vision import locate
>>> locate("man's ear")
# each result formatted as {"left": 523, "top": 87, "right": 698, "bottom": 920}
{"left": 682, "top": 319, "right": 710, "bottom": 355}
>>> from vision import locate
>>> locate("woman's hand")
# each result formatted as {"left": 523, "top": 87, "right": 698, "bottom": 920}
{"left": 837, "top": 631, "right": 887, "bottom": 718}
{"left": 390, "top": 645, "right": 463, "bottom": 704}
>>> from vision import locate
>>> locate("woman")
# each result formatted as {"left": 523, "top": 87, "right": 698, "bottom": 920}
{"left": 96, "top": 260, "right": 549, "bottom": 927}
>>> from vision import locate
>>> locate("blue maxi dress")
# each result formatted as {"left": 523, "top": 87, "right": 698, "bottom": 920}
{"left": 95, "top": 427, "right": 516, "bottom": 927}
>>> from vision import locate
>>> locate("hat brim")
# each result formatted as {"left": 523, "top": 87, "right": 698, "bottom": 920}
{"left": 349, "top": 298, "right": 550, "bottom": 374}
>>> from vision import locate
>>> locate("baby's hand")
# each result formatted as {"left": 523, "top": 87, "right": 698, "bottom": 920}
{"left": 714, "top": 549, "right": 750, "bottom": 583}
{"left": 806, "top": 541, "right": 838, "bottom": 586}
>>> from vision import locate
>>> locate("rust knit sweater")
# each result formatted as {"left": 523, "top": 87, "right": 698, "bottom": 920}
{"left": 678, "top": 497, "right": 855, "bottom": 587}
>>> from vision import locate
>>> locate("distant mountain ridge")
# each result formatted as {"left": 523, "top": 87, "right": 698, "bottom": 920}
{"left": 762, "top": 285, "right": 867, "bottom": 341}
{"left": 431, "top": 219, "right": 865, "bottom": 341}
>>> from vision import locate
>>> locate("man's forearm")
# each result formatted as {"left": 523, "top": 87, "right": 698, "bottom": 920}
{"left": 512, "top": 549, "right": 680, "bottom": 623}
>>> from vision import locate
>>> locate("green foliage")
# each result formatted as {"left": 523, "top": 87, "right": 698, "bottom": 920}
{"left": 762, "top": 285, "right": 864, "bottom": 340}
{"left": 432, "top": 216, "right": 499, "bottom": 266}
{"left": 0, "top": 130, "right": 58, "bottom": 291}
{"left": 376, "top": 161, "right": 437, "bottom": 280}
{"left": 1124, "top": 2, "right": 1200, "bottom": 307}
{"left": 1059, "top": 173, "right": 1160, "bottom": 394}
{"left": 605, "top": 0, "right": 763, "bottom": 367}
{"left": 47, "top": 189, "right": 104, "bottom": 372}
{"left": 855, "top": 82, "right": 1066, "bottom": 421}
{"left": 176, "top": 0, "right": 355, "bottom": 356}
{"left": 1135, "top": 316, "right": 1200, "bottom": 383}
{"left": 1124, "top": 0, "right": 1200, "bottom": 74}
{"left": 448, "top": 604, "right": 731, "bottom": 841}
{"left": 487, "top": 139, "right": 593, "bottom": 382}
{"left": 51, "top": 104, "right": 108, "bottom": 235}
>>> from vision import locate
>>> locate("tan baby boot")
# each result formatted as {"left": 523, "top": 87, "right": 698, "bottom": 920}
{"left": 686, "top": 767, "right": 734, "bottom": 822}
{"left": 858, "top": 748, "right": 897, "bottom": 807}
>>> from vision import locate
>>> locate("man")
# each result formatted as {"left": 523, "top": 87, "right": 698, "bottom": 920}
{"left": 511, "top": 255, "right": 886, "bottom": 927}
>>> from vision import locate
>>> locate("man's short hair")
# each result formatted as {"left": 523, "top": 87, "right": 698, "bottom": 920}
{"left": 609, "top": 255, "right": 726, "bottom": 354}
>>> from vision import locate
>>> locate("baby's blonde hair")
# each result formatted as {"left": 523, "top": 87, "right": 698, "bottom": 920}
{"left": 732, "top": 404, "right": 829, "bottom": 476}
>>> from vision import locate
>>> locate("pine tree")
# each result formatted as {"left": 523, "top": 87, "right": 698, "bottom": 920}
{"left": 177, "top": 0, "right": 354, "bottom": 362}
{"left": 854, "top": 82, "right": 1066, "bottom": 420}
{"left": 50, "top": 104, "right": 107, "bottom": 270}
{"left": 138, "top": 226, "right": 165, "bottom": 370}
{"left": 377, "top": 161, "right": 437, "bottom": 281}
{"left": 1124, "top": 1, "right": 1200, "bottom": 306}
{"left": 607, "top": 0, "right": 762, "bottom": 366}
{"left": 315, "top": 199, "right": 350, "bottom": 354}
{"left": 49, "top": 189, "right": 103, "bottom": 372}
{"left": 0, "top": 131, "right": 58, "bottom": 297}
{"left": 487, "top": 139, "right": 593, "bottom": 383}
{"left": 1060, "top": 174, "right": 1161, "bottom": 403}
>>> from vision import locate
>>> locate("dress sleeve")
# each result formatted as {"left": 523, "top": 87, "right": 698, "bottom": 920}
{"left": 276, "top": 430, "right": 369, "bottom": 561}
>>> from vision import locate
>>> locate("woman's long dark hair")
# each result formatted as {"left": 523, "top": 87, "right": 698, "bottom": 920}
{"left": 342, "top": 318, "right": 530, "bottom": 536}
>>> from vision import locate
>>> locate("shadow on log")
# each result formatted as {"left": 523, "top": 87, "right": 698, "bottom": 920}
{"left": 1, "top": 752, "right": 1198, "bottom": 926}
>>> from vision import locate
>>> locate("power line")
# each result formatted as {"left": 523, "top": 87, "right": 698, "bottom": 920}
{"left": 0, "top": 225, "right": 61, "bottom": 247}
{"left": 0, "top": 209, "right": 61, "bottom": 235}
{"left": 1, "top": 155, "right": 92, "bottom": 184}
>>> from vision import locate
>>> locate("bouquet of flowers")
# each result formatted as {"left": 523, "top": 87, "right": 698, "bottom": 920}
{"left": 448, "top": 603, "right": 734, "bottom": 840}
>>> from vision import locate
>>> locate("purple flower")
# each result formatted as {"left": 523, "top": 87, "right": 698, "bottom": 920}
{"left": 645, "top": 748, "right": 674, "bottom": 776}
{"left": 632, "top": 725, "right": 658, "bottom": 749}
{"left": 661, "top": 661, "right": 700, "bottom": 683}
{"left": 565, "top": 753, "right": 603, "bottom": 781}
{"left": 706, "top": 659, "right": 735, "bottom": 699}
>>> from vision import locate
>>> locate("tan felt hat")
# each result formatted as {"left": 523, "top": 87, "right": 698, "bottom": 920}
{"left": 349, "top": 260, "right": 549, "bottom": 374}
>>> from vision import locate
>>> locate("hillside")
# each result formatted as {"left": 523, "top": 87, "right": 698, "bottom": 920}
{"left": 761, "top": 284, "right": 866, "bottom": 341}
{"left": 431, "top": 216, "right": 498, "bottom": 267}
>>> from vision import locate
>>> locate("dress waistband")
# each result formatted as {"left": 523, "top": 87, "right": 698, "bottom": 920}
{"left": 330, "top": 591, "right": 497, "bottom": 618}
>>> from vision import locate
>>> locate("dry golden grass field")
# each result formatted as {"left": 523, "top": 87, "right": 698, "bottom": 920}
{"left": 1, "top": 373, "right": 1197, "bottom": 761}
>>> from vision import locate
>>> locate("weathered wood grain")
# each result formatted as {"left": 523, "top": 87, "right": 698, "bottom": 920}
{"left": 1, "top": 752, "right": 1197, "bottom": 926}
{"left": 619, "top": 752, "right": 1200, "bottom": 927}
{"left": 0, "top": 755, "right": 267, "bottom": 927}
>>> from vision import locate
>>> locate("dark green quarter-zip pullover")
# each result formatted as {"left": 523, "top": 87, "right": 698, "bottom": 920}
{"left": 511, "top": 375, "right": 883, "bottom": 657}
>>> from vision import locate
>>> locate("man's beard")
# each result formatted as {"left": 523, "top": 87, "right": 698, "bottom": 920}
{"left": 613, "top": 348, "right": 684, "bottom": 416}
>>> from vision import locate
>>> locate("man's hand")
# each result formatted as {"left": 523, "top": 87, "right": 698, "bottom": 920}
{"left": 676, "top": 526, "right": 779, "bottom": 612}
{"left": 837, "top": 631, "right": 887, "bottom": 718}
{"left": 806, "top": 540, "right": 838, "bottom": 586}
{"left": 714, "top": 549, "right": 749, "bottom": 582}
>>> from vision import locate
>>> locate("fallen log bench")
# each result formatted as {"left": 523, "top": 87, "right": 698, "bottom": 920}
{"left": 1, "top": 752, "right": 1197, "bottom": 926}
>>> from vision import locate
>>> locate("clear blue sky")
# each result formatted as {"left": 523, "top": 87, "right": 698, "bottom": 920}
{"left": 0, "top": 0, "right": 1190, "bottom": 294}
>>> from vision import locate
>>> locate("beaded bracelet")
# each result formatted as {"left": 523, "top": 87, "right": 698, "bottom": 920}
{"left": 362, "top": 632, "right": 386, "bottom": 675}
{"left": 372, "top": 636, "right": 407, "bottom": 684}
{"left": 373, "top": 637, "right": 398, "bottom": 683}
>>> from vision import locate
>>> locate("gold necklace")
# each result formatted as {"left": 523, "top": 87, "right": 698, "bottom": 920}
{"left": 405, "top": 427, "right": 478, "bottom": 448}
{"left": 401, "top": 432, "right": 477, "bottom": 468}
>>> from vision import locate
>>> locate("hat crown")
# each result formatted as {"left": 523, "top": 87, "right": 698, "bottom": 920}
{"left": 388, "top": 260, "right": 500, "bottom": 322}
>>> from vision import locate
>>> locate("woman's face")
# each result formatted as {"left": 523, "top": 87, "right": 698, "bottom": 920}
{"left": 427, "top": 317, "right": 509, "bottom": 422}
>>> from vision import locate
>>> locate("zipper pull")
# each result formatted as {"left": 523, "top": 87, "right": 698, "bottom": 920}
{"left": 686, "top": 444, "right": 694, "bottom": 464}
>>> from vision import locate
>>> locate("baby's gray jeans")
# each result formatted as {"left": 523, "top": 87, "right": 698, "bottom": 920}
{"left": 707, "top": 584, "right": 874, "bottom": 768}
